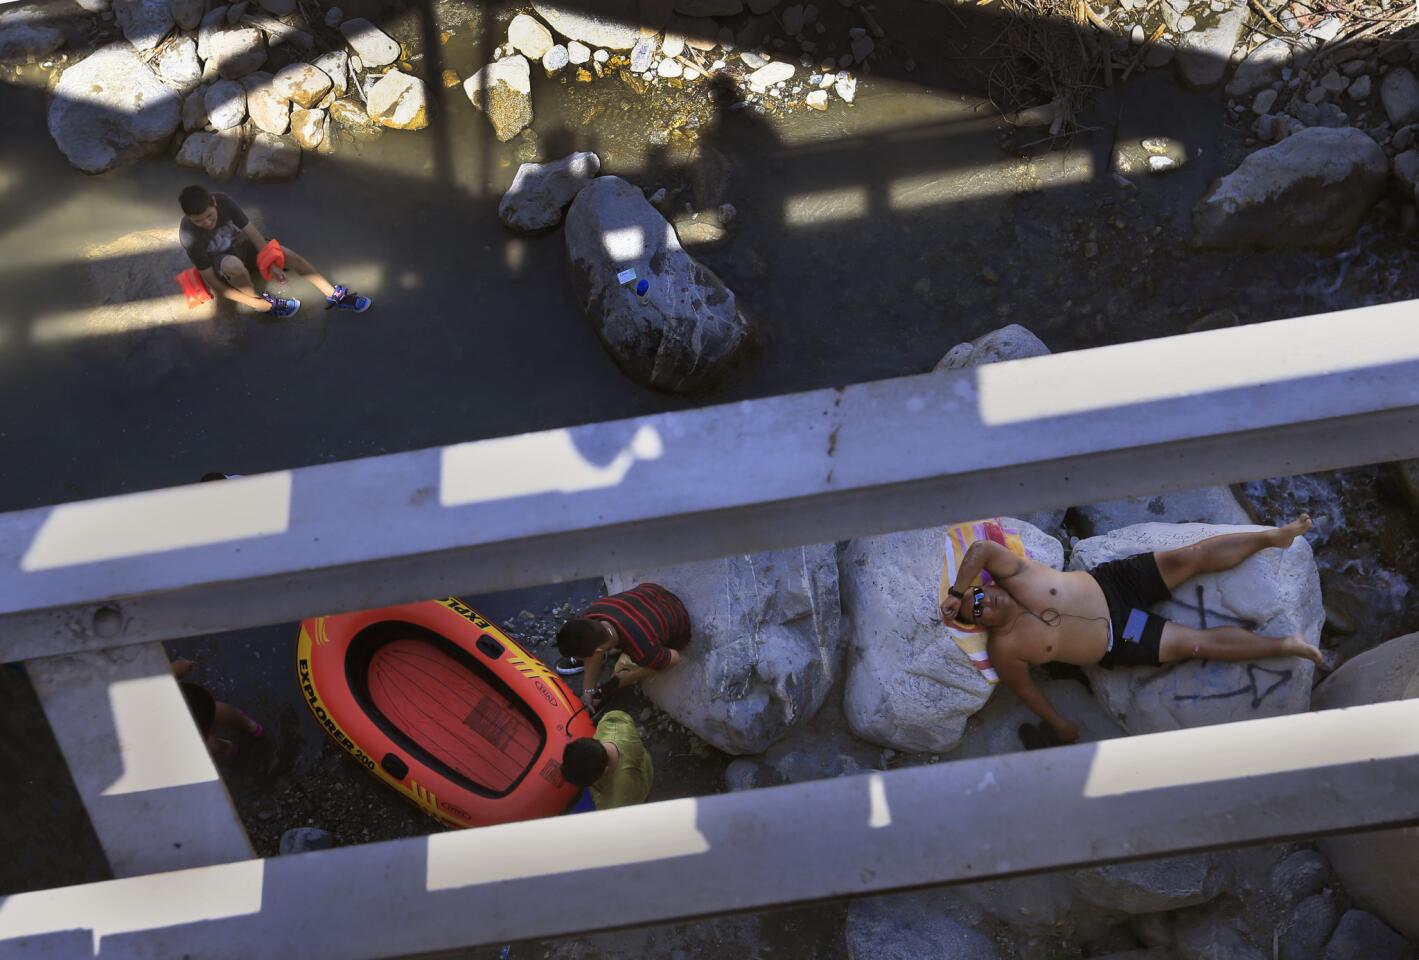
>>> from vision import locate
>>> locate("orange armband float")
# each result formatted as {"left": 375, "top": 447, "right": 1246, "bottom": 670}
{"left": 256, "top": 238, "right": 285, "bottom": 280}
{"left": 175, "top": 268, "right": 213, "bottom": 308}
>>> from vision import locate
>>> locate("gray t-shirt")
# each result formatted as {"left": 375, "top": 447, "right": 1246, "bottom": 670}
{"left": 179, "top": 193, "right": 256, "bottom": 271}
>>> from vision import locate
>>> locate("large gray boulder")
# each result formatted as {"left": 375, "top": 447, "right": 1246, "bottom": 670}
{"left": 463, "top": 55, "right": 533, "bottom": 141}
{"left": 1073, "top": 485, "right": 1251, "bottom": 538}
{"left": 565, "top": 176, "right": 752, "bottom": 392}
{"left": 115, "top": 0, "right": 174, "bottom": 51}
{"left": 845, "top": 891, "right": 1001, "bottom": 960}
{"left": 1192, "top": 127, "right": 1387, "bottom": 249}
{"left": 1282, "top": 891, "right": 1339, "bottom": 960}
{"left": 934, "top": 325, "right": 1065, "bottom": 536}
{"left": 0, "top": 5, "right": 63, "bottom": 64}
{"left": 531, "top": 0, "right": 640, "bottom": 49}
{"left": 604, "top": 544, "right": 847, "bottom": 756}
{"left": 49, "top": 44, "right": 182, "bottom": 174}
{"left": 841, "top": 519, "right": 1064, "bottom": 753}
{"left": 1175, "top": 0, "right": 1248, "bottom": 89}
{"left": 1073, "top": 522, "right": 1322, "bottom": 734}
{"left": 499, "top": 151, "right": 600, "bottom": 235}
{"left": 1313, "top": 633, "right": 1419, "bottom": 940}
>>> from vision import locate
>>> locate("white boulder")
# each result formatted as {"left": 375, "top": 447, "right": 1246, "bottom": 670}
{"left": 48, "top": 44, "right": 181, "bottom": 174}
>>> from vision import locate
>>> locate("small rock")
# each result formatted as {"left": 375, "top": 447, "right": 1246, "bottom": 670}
{"left": 1305, "top": 86, "right": 1328, "bottom": 104}
{"left": 718, "top": 202, "right": 736, "bottom": 223}
{"left": 1320, "top": 70, "right": 1349, "bottom": 93}
{"left": 543, "top": 43, "right": 569, "bottom": 75}
{"left": 365, "top": 68, "right": 427, "bottom": 129}
{"left": 747, "top": 59, "right": 793, "bottom": 89}
{"left": 593, "top": 48, "right": 609, "bottom": 62}
{"left": 279, "top": 827, "right": 335, "bottom": 854}
{"left": 850, "top": 34, "right": 873, "bottom": 61}
{"left": 1324, "top": 910, "right": 1409, "bottom": 960}
{"left": 182, "top": 86, "right": 209, "bottom": 131}
{"left": 313, "top": 50, "right": 349, "bottom": 95}
{"left": 508, "top": 13, "right": 554, "bottom": 59}
{"left": 209, "top": 25, "right": 267, "bottom": 80}
{"left": 499, "top": 151, "right": 601, "bottom": 234}
{"left": 205, "top": 78, "right": 247, "bottom": 129}
{"left": 1130, "top": 23, "right": 1144, "bottom": 44}
{"left": 340, "top": 18, "right": 399, "bottom": 67}
{"left": 176, "top": 131, "right": 214, "bottom": 168}
{"left": 1177, "top": 13, "right": 1196, "bottom": 30}
{"left": 834, "top": 73, "right": 856, "bottom": 102}
{"left": 464, "top": 54, "right": 533, "bottom": 141}
{"left": 630, "top": 36, "right": 655, "bottom": 71}
{"left": 155, "top": 36, "right": 203, "bottom": 92}
{"left": 805, "top": 88, "right": 828, "bottom": 109}
{"left": 568, "top": 40, "right": 590, "bottom": 63}
{"left": 290, "top": 105, "right": 324, "bottom": 149}
{"left": 1394, "top": 125, "right": 1415, "bottom": 150}
{"left": 170, "top": 0, "right": 206, "bottom": 31}
{"left": 1253, "top": 88, "right": 1278, "bottom": 113}
{"left": 324, "top": 7, "right": 342, "bottom": 27}
{"left": 657, "top": 57, "right": 681, "bottom": 78}
{"left": 204, "top": 128, "right": 241, "bottom": 179}
{"left": 1282, "top": 891, "right": 1338, "bottom": 960}
{"left": 116, "top": 0, "right": 174, "bottom": 51}
{"left": 1381, "top": 66, "right": 1419, "bottom": 126}
{"left": 1391, "top": 148, "right": 1419, "bottom": 189}
{"left": 242, "top": 70, "right": 289, "bottom": 134}
{"left": 740, "top": 49, "right": 769, "bottom": 69}
{"left": 648, "top": 186, "right": 667, "bottom": 204}
{"left": 782, "top": 3, "right": 804, "bottom": 34}
{"left": 1348, "top": 74, "right": 1372, "bottom": 100}
{"left": 662, "top": 32, "right": 685, "bottom": 58}
{"left": 243, "top": 131, "right": 301, "bottom": 179}
{"left": 274, "top": 62, "right": 332, "bottom": 108}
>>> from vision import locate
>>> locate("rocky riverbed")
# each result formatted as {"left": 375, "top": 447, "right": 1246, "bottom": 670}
{"left": 3, "top": 0, "right": 1419, "bottom": 956}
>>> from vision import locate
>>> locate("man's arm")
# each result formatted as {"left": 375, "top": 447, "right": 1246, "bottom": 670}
{"left": 241, "top": 222, "right": 269, "bottom": 249}
{"left": 941, "top": 541, "right": 1032, "bottom": 621}
{"left": 580, "top": 650, "right": 606, "bottom": 700}
{"left": 610, "top": 649, "right": 681, "bottom": 688}
{"left": 990, "top": 640, "right": 1079, "bottom": 743}
{"left": 200, "top": 266, "right": 270, "bottom": 311}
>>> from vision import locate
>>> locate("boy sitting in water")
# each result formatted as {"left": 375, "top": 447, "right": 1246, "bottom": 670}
{"left": 178, "top": 185, "right": 371, "bottom": 319}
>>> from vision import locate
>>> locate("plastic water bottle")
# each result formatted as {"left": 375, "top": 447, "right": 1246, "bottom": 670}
{"left": 616, "top": 268, "right": 649, "bottom": 299}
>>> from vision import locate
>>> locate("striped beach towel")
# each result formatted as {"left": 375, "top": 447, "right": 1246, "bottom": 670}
{"left": 937, "top": 519, "right": 1029, "bottom": 685}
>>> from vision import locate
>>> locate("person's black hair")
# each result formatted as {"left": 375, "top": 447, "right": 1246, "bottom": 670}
{"left": 199, "top": 472, "right": 229, "bottom": 482}
{"left": 562, "top": 737, "right": 608, "bottom": 787}
{"left": 556, "top": 618, "right": 604, "bottom": 658}
{"left": 180, "top": 184, "right": 213, "bottom": 216}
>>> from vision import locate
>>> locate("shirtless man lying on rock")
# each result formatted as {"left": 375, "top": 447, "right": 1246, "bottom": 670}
{"left": 939, "top": 516, "right": 1324, "bottom": 745}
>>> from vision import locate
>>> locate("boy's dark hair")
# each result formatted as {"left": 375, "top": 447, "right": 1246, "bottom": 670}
{"left": 179, "top": 185, "right": 213, "bottom": 215}
{"left": 556, "top": 618, "right": 604, "bottom": 658}
{"left": 562, "top": 738, "right": 608, "bottom": 787}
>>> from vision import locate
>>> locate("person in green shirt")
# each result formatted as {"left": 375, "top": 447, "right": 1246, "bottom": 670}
{"left": 562, "top": 710, "right": 653, "bottom": 810}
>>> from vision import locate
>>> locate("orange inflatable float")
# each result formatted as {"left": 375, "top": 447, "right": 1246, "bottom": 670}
{"left": 297, "top": 598, "right": 594, "bottom": 829}
{"left": 175, "top": 268, "right": 213, "bottom": 308}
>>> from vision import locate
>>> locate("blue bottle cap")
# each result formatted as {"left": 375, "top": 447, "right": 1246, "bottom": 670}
{"left": 634, "top": 279, "right": 649, "bottom": 296}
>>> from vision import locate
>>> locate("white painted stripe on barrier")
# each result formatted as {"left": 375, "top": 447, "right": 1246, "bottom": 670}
{"left": 1, "top": 304, "right": 1418, "bottom": 662}
{"left": 1, "top": 701, "right": 1416, "bottom": 960}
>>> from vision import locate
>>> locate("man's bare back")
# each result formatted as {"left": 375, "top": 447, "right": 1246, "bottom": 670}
{"left": 939, "top": 517, "right": 1319, "bottom": 744}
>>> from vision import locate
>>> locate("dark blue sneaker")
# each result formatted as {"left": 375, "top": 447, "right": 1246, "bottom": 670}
{"left": 262, "top": 293, "right": 300, "bottom": 318}
{"left": 326, "top": 284, "right": 371, "bottom": 313}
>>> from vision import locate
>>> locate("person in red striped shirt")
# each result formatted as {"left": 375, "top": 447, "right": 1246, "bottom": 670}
{"left": 555, "top": 583, "right": 692, "bottom": 709}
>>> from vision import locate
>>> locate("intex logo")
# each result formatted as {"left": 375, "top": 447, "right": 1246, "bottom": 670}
{"left": 532, "top": 678, "right": 560, "bottom": 708}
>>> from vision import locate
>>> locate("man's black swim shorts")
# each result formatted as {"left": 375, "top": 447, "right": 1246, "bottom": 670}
{"left": 1089, "top": 553, "right": 1172, "bottom": 668}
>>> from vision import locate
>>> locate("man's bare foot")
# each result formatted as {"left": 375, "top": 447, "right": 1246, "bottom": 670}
{"left": 1281, "top": 634, "right": 1324, "bottom": 666}
{"left": 1270, "top": 514, "right": 1313, "bottom": 549}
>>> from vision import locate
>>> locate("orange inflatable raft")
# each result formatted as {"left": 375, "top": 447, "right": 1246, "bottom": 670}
{"left": 297, "top": 598, "right": 594, "bottom": 829}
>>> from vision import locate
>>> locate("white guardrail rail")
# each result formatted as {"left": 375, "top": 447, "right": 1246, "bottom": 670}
{"left": 1, "top": 302, "right": 1418, "bottom": 958}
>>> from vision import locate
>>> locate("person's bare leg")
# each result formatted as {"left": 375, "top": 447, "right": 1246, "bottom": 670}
{"left": 281, "top": 248, "right": 335, "bottom": 298}
{"left": 217, "top": 256, "right": 271, "bottom": 311}
{"left": 1155, "top": 515, "right": 1312, "bottom": 590}
{"left": 1159, "top": 621, "right": 1323, "bottom": 666}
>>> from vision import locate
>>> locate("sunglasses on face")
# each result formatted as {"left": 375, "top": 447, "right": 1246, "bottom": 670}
{"left": 969, "top": 586, "right": 985, "bottom": 621}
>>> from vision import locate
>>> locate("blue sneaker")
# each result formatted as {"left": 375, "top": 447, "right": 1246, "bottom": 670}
{"left": 326, "top": 284, "right": 371, "bottom": 313}
{"left": 262, "top": 293, "right": 300, "bottom": 319}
